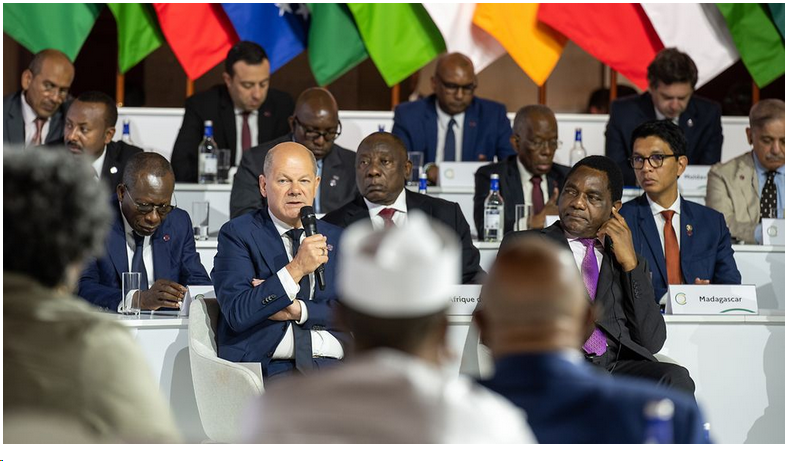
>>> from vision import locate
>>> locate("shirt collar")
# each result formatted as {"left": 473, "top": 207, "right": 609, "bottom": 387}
{"left": 119, "top": 201, "right": 148, "bottom": 242}
{"left": 235, "top": 107, "right": 258, "bottom": 116}
{"left": 363, "top": 188, "right": 408, "bottom": 215}
{"left": 516, "top": 156, "right": 544, "bottom": 181}
{"left": 435, "top": 100, "right": 465, "bottom": 130}
{"left": 752, "top": 151, "right": 785, "bottom": 177}
{"left": 645, "top": 192, "right": 681, "bottom": 217}
{"left": 92, "top": 145, "right": 108, "bottom": 178}
{"left": 20, "top": 92, "right": 43, "bottom": 125}
{"left": 653, "top": 106, "right": 678, "bottom": 125}
{"left": 268, "top": 208, "right": 302, "bottom": 237}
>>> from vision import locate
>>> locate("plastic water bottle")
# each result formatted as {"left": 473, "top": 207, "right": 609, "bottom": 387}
{"left": 418, "top": 172, "right": 428, "bottom": 194}
{"left": 121, "top": 119, "right": 134, "bottom": 145}
{"left": 198, "top": 121, "right": 218, "bottom": 184}
{"left": 483, "top": 174, "right": 505, "bottom": 242}
{"left": 643, "top": 399, "right": 674, "bottom": 443}
{"left": 569, "top": 127, "right": 587, "bottom": 166}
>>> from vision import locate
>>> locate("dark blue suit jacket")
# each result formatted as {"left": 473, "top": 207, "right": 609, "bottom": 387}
{"left": 392, "top": 95, "right": 515, "bottom": 163}
{"left": 481, "top": 353, "right": 707, "bottom": 444}
{"left": 211, "top": 209, "right": 348, "bottom": 367}
{"left": 606, "top": 93, "right": 723, "bottom": 186}
{"left": 78, "top": 200, "right": 211, "bottom": 310}
{"left": 620, "top": 194, "right": 741, "bottom": 304}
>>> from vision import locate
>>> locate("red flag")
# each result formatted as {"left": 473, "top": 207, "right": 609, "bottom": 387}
{"left": 537, "top": 4, "right": 663, "bottom": 90}
{"left": 153, "top": 4, "right": 238, "bottom": 80}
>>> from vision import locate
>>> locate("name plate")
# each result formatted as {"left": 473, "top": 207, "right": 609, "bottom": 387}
{"left": 677, "top": 165, "right": 710, "bottom": 195}
{"left": 447, "top": 284, "right": 482, "bottom": 316}
{"left": 438, "top": 161, "right": 487, "bottom": 188}
{"left": 667, "top": 284, "right": 758, "bottom": 315}
{"left": 761, "top": 218, "right": 785, "bottom": 245}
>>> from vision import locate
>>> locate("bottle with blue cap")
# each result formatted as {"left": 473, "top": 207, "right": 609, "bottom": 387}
{"left": 483, "top": 173, "right": 505, "bottom": 242}
{"left": 121, "top": 119, "right": 134, "bottom": 146}
{"left": 198, "top": 120, "right": 218, "bottom": 184}
{"left": 418, "top": 172, "right": 428, "bottom": 194}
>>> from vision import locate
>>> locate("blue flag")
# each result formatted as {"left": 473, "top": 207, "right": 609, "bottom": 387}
{"left": 221, "top": 3, "right": 309, "bottom": 72}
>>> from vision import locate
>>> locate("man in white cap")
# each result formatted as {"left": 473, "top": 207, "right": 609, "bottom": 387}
{"left": 244, "top": 213, "right": 535, "bottom": 443}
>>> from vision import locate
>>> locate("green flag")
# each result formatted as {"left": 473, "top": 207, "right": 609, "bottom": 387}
{"left": 308, "top": 3, "right": 368, "bottom": 86}
{"left": 347, "top": 4, "right": 445, "bottom": 87}
{"left": 767, "top": 3, "right": 785, "bottom": 39}
{"left": 108, "top": 3, "right": 165, "bottom": 74}
{"left": 717, "top": 3, "right": 785, "bottom": 88}
{"left": 3, "top": 3, "right": 102, "bottom": 61}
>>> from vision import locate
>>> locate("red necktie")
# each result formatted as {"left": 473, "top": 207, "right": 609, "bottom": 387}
{"left": 31, "top": 117, "right": 45, "bottom": 146}
{"left": 378, "top": 208, "right": 396, "bottom": 228}
{"left": 530, "top": 175, "right": 544, "bottom": 214}
{"left": 660, "top": 210, "right": 682, "bottom": 285}
{"left": 241, "top": 111, "right": 252, "bottom": 155}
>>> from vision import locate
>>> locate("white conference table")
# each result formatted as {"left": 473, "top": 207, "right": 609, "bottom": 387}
{"left": 119, "top": 308, "right": 784, "bottom": 444}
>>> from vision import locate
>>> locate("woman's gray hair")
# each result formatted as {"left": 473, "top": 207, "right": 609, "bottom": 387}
{"left": 4, "top": 146, "right": 112, "bottom": 287}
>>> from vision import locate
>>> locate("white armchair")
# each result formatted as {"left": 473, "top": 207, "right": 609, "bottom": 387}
{"left": 188, "top": 296, "right": 264, "bottom": 443}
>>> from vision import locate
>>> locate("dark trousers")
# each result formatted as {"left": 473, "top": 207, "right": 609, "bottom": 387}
{"left": 264, "top": 357, "right": 342, "bottom": 383}
{"left": 587, "top": 345, "right": 696, "bottom": 397}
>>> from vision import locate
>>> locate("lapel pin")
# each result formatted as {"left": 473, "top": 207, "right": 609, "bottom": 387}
{"left": 163, "top": 234, "right": 170, "bottom": 242}
{"left": 686, "top": 224, "right": 693, "bottom": 236}
{"left": 739, "top": 175, "right": 745, "bottom": 180}
{"left": 110, "top": 166, "right": 118, "bottom": 174}
{"left": 329, "top": 179, "right": 338, "bottom": 187}
{"left": 469, "top": 121, "right": 477, "bottom": 128}
{"left": 263, "top": 111, "right": 271, "bottom": 117}
{"left": 687, "top": 119, "right": 694, "bottom": 128}
{"left": 327, "top": 244, "right": 334, "bottom": 252}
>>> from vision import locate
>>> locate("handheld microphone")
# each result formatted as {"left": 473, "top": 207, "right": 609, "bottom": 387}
{"left": 299, "top": 206, "right": 326, "bottom": 291}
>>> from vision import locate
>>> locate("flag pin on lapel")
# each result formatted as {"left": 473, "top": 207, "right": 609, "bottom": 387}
{"left": 329, "top": 175, "right": 339, "bottom": 187}
{"left": 163, "top": 234, "right": 171, "bottom": 242}
{"left": 469, "top": 121, "right": 477, "bottom": 128}
{"left": 327, "top": 244, "right": 334, "bottom": 252}
{"left": 687, "top": 119, "right": 694, "bottom": 128}
{"left": 110, "top": 166, "right": 118, "bottom": 174}
{"left": 686, "top": 225, "right": 693, "bottom": 236}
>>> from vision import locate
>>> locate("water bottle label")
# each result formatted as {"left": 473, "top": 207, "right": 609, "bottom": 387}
{"left": 484, "top": 211, "right": 501, "bottom": 229}
{"left": 200, "top": 156, "right": 218, "bottom": 174}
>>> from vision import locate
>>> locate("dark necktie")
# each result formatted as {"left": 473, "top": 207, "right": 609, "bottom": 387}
{"left": 444, "top": 118, "right": 457, "bottom": 162}
{"left": 579, "top": 238, "right": 607, "bottom": 356}
{"left": 660, "top": 210, "right": 682, "bottom": 285}
{"left": 131, "top": 233, "right": 149, "bottom": 291}
{"left": 31, "top": 117, "right": 45, "bottom": 146}
{"left": 760, "top": 170, "right": 778, "bottom": 219}
{"left": 285, "top": 228, "right": 313, "bottom": 373}
{"left": 378, "top": 208, "right": 397, "bottom": 228}
{"left": 241, "top": 111, "right": 252, "bottom": 158}
{"left": 530, "top": 175, "right": 545, "bottom": 214}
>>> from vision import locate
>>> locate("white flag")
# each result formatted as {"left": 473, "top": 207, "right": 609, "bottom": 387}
{"left": 641, "top": 3, "right": 740, "bottom": 87}
{"left": 423, "top": 3, "right": 505, "bottom": 72}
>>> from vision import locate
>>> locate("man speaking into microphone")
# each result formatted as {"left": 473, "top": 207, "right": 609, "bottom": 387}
{"left": 213, "top": 142, "right": 348, "bottom": 380}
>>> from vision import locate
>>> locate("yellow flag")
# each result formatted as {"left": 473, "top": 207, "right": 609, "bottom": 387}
{"left": 473, "top": 3, "right": 567, "bottom": 86}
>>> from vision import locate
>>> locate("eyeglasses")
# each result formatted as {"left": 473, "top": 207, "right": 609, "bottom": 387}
{"left": 628, "top": 154, "right": 679, "bottom": 169}
{"left": 123, "top": 185, "right": 175, "bottom": 216}
{"left": 523, "top": 138, "right": 562, "bottom": 151}
{"left": 437, "top": 77, "right": 477, "bottom": 94}
{"left": 294, "top": 117, "right": 342, "bottom": 141}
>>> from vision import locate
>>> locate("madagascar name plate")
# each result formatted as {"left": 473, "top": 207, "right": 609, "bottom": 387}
{"left": 667, "top": 284, "right": 758, "bottom": 315}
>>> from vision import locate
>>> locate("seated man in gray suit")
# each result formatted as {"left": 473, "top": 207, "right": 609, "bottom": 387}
{"left": 3, "top": 49, "right": 74, "bottom": 147}
{"left": 230, "top": 87, "right": 357, "bottom": 218}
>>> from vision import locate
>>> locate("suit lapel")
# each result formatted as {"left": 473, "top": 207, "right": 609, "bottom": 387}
{"left": 425, "top": 98, "right": 438, "bottom": 160}
{"left": 319, "top": 146, "right": 341, "bottom": 207}
{"left": 101, "top": 142, "right": 120, "bottom": 181}
{"left": 462, "top": 99, "right": 479, "bottom": 161}
{"left": 7, "top": 93, "right": 26, "bottom": 144}
{"left": 679, "top": 198, "right": 694, "bottom": 282}
{"left": 740, "top": 154, "right": 761, "bottom": 222}
{"left": 250, "top": 210, "right": 290, "bottom": 275}
{"left": 45, "top": 110, "right": 64, "bottom": 144}
{"left": 405, "top": 189, "right": 430, "bottom": 215}
{"left": 636, "top": 195, "right": 668, "bottom": 286}
{"left": 151, "top": 220, "right": 173, "bottom": 282}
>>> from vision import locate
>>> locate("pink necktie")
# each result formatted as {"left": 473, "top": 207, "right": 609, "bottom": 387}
{"left": 31, "top": 117, "right": 45, "bottom": 146}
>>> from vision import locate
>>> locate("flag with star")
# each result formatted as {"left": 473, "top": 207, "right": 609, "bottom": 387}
{"left": 222, "top": 3, "right": 310, "bottom": 73}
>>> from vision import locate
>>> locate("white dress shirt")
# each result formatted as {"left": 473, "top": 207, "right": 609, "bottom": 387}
{"left": 91, "top": 146, "right": 108, "bottom": 180}
{"left": 234, "top": 108, "right": 258, "bottom": 165}
{"left": 20, "top": 93, "right": 51, "bottom": 146}
{"left": 645, "top": 194, "right": 682, "bottom": 253}
{"left": 435, "top": 101, "right": 464, "bottom": 162}
{"left": 268, "top": 210, "right": 344, "bottom": 360}
{"left": 117, "top": 206, "right": 156, "bottom": 312}
{"left": 516, "top": 157, "right": 549, "bottom": 207}
{"left": 654, "top": 107, "right": 679, "bottom": 125}
{"left": 364, "top": 189, "right": 409, "bottom": 230}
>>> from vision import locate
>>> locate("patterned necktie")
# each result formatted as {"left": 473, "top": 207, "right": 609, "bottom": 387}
{"left": 579, "top": 238, "right": 607, "bottom": 356}
{"left": 285, "top": 228, "right": 313, "bottom": 373}
{"left": 444, "top": 118, "right": 457, "bottom": 162}
{"left": 530, "top": 175, "right": 545, "bottom": 214}
{"left": 760, "top": 170, "right": 778, "bottom": 219}
{"left": 31, "top": 117, "right": 45, "bottom": 146}
{"left": 241, "top": 111, "right": 252, "bottom": 158}
{"left": 660, "top": 210, "right": 682, "bottom": 285}
{"left": 131, "top": 233, "right": 149, "bottom": 291}
{"left": 378, "top": 208, "right": 397, "bottom": 228}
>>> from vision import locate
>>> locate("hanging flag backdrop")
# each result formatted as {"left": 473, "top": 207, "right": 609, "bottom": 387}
{"left": 108, "top": 3, "right": 165, "bottom": 74}
{"left": 222, "top": 3, "right": 309, "bottom": 73}
{"left": 3, "top": 3, "right": 102, "bottom": 61}
{"left": 307, "top": 3, "right": 368, "bottom": 86}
